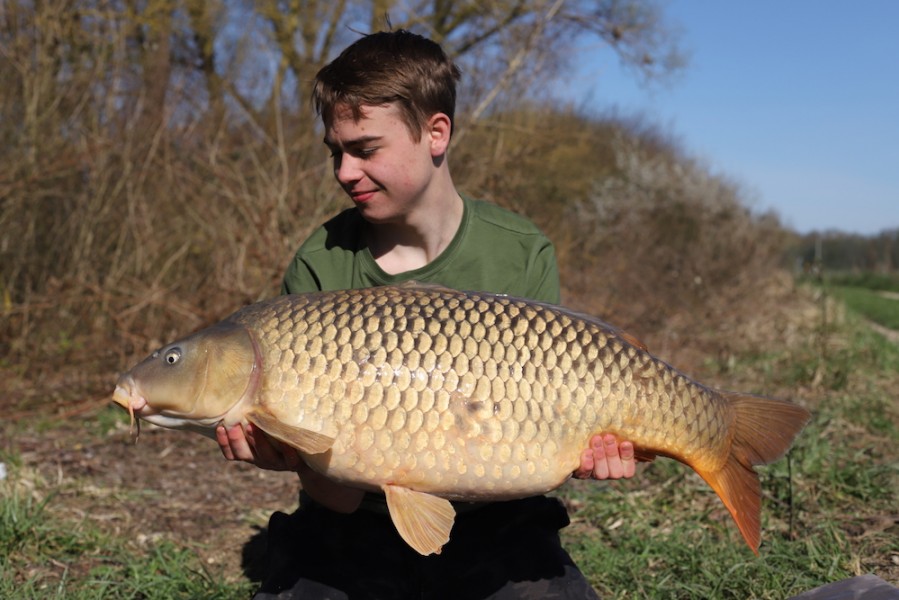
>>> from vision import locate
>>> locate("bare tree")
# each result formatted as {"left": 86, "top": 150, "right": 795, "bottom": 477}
{"left": 234, "top": 0, "right": 685, "bottom": 134}
{"left": 1, "top": 0, "right": 684, "bottom": 151}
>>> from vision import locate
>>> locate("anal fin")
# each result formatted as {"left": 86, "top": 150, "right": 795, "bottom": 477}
{"left": 633, "top": 447, "right": 658, "bottom": 463}
{"left": 383, "top": 484, "right": 456, "bottom": 556}
{"left": 247, "top": 408, "right": 335, "bottom": 455}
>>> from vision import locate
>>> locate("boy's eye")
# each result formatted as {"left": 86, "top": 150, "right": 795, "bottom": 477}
{"left": 327, "top": 146, "right": 376, "bottom": 162}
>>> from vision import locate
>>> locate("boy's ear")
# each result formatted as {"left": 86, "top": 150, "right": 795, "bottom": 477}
{"left": 426, "top": 113, "right": 453, "bottom": 156}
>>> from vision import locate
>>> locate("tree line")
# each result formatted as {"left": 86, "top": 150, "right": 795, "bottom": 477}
{"left": 794, "top": 229, "right": 898, "bottom": 274}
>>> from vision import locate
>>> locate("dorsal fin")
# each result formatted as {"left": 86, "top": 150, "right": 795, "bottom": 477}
{"left": 616, "top": 328, "right": 649, "bottom": 352}
{"left": 395, "top": 280, "right": 456, "bottom": 293}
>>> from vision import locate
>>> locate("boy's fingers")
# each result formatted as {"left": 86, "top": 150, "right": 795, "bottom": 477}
{"left": 602, "top": 433, "right": 623, "bottom": 479}
{"left": 225, "top": 424, "right": 255, "bottom": 462}
{"left": 619, "top": 440, "right": 636, "bottom": 478}
{"left": 592, "top": 434, "right": 611, "bottom": 479}
{"left": 573, "top": 447, "right": 595, "bottom": 479}
{"left": 599, "top": 435, "right": 637, "bottom": 479}
{"left": 215, "top": 425, "right": 235, "bottom": 460}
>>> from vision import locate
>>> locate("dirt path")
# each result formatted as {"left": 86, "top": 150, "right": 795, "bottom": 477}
{"left": 867, "top": 319, "right": 899, "bottom": 343}
{"left": 869, "top": 291, "right": 899, "bottom": 342}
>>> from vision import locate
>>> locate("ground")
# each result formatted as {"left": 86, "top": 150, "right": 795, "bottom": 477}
{"left": 4, "top": 398, "right": 298, "bottom": 586}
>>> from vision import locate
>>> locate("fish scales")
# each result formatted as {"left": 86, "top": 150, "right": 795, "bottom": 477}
{"left": 112, "top": 282, "right": 810, "bottom": 556}
{"left": 230, "top": 285, "right": 723, "bottom": 493}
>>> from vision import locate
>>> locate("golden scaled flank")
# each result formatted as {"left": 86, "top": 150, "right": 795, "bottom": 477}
{"left": 114, "top": 283, "right": 810, "bottom": 556}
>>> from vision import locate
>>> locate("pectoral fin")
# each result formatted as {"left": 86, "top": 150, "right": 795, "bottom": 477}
{"left": 382, "top": 484, "right": 456, "bottom": 556}
{"left": 246, "top": 408, "right": 335, "bottom": 455}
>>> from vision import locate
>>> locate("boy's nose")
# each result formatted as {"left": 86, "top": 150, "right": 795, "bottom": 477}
{"left": 335, "top": 154, "right": 362, "bottom": 184}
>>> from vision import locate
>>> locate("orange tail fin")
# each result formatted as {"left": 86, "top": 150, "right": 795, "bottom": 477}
{"left": 696, "top": 393, "right": 811, "bottom": 554}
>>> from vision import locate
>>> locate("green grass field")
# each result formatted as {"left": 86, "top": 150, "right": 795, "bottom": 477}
{"left": 830, "top": 285, "right": 899, "bottom": 331}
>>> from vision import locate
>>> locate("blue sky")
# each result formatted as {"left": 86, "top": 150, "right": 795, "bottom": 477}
{"left": 565, "top": 1, "right": 898, "bottom": 235}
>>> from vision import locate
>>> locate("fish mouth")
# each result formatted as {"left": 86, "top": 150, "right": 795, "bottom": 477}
{"left": 112, "top": 377, "right": 147, "bottom": 440}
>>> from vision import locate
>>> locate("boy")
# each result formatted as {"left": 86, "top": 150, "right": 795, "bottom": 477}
{"left": 218, "top": 30, "right": 635, "bottom": 599}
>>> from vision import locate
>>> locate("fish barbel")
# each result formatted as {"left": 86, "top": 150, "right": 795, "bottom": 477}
{"left": 111, "top": 282, "right": 810, "bottom": 555}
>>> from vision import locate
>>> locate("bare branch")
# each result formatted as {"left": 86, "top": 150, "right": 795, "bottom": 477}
{"left": 465, "top": 0, "right": 565, "bottom": 124}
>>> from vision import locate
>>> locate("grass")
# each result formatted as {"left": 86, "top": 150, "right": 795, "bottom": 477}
{"left": 0, "top": 476, "right": 254, "bottom": 599}
{"left": 559, "top": 454, "right": 865, "bottom": 599}
{"left": 830, "top": 285, "right": 899, "bottom": 330}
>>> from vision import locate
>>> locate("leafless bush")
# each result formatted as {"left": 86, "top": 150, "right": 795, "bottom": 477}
{"left": 1, "top": 117, "right": 342, "bottom": 367}
{"left": 0, "top": 46, "right": 338, "bottom": 374}
{"left": 561, "top": 130, "right": 789, "bottom": 344}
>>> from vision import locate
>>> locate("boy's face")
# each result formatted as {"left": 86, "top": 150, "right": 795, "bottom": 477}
{"left": 323, "top": 103, "right": 447, "bottom": 225}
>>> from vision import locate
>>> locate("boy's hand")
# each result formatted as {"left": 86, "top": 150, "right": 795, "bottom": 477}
{"left": 574, "top": 433, "right": 636, "bottom": 480}
{"left": 216, "top": 424, "right": 364, "bottom": 513}
{"left": 216, "top": 423, "right": 302, "bottom": 471}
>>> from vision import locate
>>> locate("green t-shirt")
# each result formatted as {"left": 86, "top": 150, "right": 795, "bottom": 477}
{"left": 281, "top": 196, "right": 560, "bottom": 304}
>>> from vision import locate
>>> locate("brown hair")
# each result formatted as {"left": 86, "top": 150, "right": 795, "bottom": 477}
{"left": 312, "top": 30, "right": 462, "bottom": 141}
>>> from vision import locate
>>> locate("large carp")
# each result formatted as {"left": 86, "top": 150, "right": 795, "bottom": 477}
{"left": 111, "top": 283, "right": 810, "bottom": 555}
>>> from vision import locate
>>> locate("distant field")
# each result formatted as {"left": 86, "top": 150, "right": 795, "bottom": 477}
{"left": 830, "top": 285, "right": 899, "bottom": 331}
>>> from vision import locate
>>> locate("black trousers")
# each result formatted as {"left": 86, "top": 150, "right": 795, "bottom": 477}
{"left": 253, "top": 495, "right": 599, "bottom": 600}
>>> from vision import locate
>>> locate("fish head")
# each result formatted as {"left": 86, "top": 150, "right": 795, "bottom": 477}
{"left": 111, "top": 320, "right": 260, "bottom": 436}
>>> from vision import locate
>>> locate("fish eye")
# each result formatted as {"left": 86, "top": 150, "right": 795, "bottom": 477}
{"left": 164, "top": 348, "right": 182, "bottom": 365}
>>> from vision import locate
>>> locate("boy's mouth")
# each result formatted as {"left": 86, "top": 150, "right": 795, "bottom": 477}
{"left": 350, "top": 190, "right": 377, "bottom": 203}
